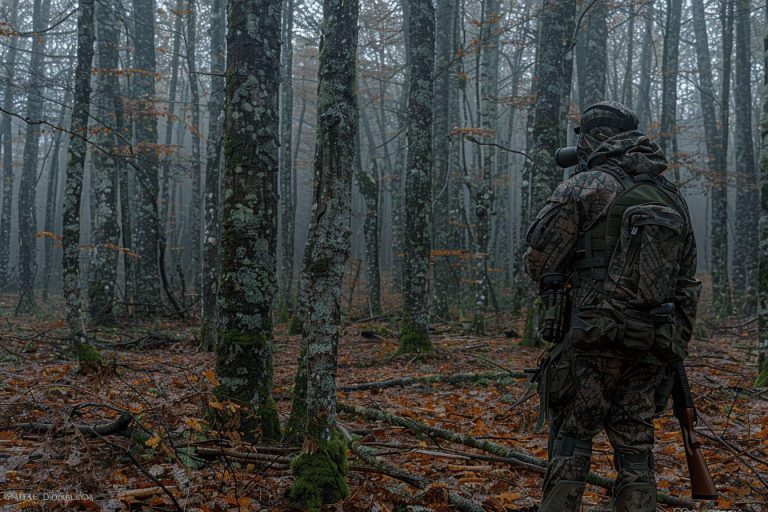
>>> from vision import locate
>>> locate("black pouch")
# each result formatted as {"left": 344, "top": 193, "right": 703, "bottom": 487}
{"left": 652, "top": 321, "right": 685, "bottom": 362}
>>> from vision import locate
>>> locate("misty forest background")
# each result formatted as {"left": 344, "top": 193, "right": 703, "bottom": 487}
{"left": 0, "top": 0, "right": 767, "bottom": 510}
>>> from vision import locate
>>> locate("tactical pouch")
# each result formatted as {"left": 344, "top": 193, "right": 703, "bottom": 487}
{"left": 622, "top": 309, "right": 656, "bottom": 351}
{"left": 570, "top": 306, "right": 624, "bottom": 349}
{"left": 652, "top": 321, "right": 685, "bottom": 362}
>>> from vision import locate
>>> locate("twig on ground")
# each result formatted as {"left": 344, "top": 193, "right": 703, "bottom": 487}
{"left": 338, "top": 371, "right": 523, "bottom": 392}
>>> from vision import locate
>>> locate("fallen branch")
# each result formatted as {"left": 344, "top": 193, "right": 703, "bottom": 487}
{"left": 194, "top": 446, "right": 292, "bottom": 466}
{"left": 338, "top": 371, "right": 523, "bottom": 392}
{"left": 338, "top": 424, "right": 485, "bottom": 512}
{"left": 339, "top": 402, "right": 695, "bottom": 507}
{"left": 14, "top": 413, "right": 133, "bottom": 437}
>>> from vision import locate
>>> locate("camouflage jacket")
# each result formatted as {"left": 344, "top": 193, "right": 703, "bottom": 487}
{"left": 524, "top": 131, "right": 702, "bottom": 356}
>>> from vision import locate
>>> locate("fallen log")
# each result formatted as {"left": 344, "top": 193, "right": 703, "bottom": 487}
{"left": 338, "top": 371, "right": 524, "bottom": 392}
{"left": 14, "top": 412, "right": 133, "bottom": 437}
{"left": 338, "top": 425, "right": 485, "bottom": 512}
{"left": 339, "top": 402, "right": 695, "bottom": 508}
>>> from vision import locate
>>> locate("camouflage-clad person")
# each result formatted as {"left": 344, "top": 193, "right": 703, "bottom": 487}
{"left": 524, "top": 101, "right": 701, "bottom": 512}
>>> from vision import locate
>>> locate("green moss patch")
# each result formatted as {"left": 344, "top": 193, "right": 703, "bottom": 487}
{"left": 397, "top": 323, "right": 433, "bottom": 354}
{"left": 289, "top": 436, "right": 349, "bottom": 510}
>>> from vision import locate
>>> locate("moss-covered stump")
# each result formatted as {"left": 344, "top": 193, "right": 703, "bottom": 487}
{"left": 519, "top": 306, "right": 540, "bottom": 347}
{"left": 75, "top": 341, "right": 104, "bottom": 371}
{"left": 397, "top": 322, "right": 433, "bottom": 354}
{"left": 289, "top": 436, "right": 349, "bottom": 511}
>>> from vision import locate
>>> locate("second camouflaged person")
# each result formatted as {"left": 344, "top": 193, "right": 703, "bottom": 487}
{"left": 524, "top": 101, "right": 702, "bottom": 512}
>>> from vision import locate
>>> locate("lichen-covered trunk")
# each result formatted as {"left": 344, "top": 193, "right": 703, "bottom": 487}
{"left": 17, "top": 0, "right": 52, "bottom": 312}
{"left": 288, "top": 0, "right": 358, "bottom": 506}
{"left": 131, "top": 0, "right": 161, "bottom": 315}
{"left": 216, "top": 0, "right": 282, "bottom": 440}
{"left": 185, "top": 0, "right": 202, "bottom": 297}
{"left": 398, "top": 0, "right": 434, "bottom": 354}
{"left": 358, "top": 155, "right": 381, "bottom": 317}
{"left": 62, "top": 0, "right": 99, "bottom": 363}
{"left": 692, "top": 0, "right": 730, "bottom": 314}
{"left": 575, "top": 0, "right": 607, "bottom": 109}
{"left": 0, "top": 0, "right": 19, "bottom": 291}
{"left": 660, "top": 0, "right": 681, "bottom": 167}
{"left": 88, "top": 0, "right": 121, "bottom": 324}
{"left": 733, "top": 0, "right": 758, "bottom": 313}
{"left": 278, "top": 0, "right": 296, "bottom": 314}
{"left": 620, "top": 6, "right": 635, "bottom": 108}
{"left": 431, "top": 0, "right": 458, "bottom": 318}
{"left": 200, "top": 0, "right": 225, "bottom": 350}
{"left": 473, "top": 0, "right": 501, "bottom": 335}
{"left": 757, "top": 4, "right": 768, "bottom": 385}
{"left": 529, "top": 0, "right": 575, "bottom": 224}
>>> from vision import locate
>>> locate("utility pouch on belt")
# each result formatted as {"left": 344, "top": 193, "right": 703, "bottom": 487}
{"left": 537, "top": 273, "right": 571, "bottom": 344}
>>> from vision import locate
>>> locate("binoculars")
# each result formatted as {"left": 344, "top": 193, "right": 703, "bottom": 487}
{"left": 554, "top": 146, "right": 578, "bottom": 168}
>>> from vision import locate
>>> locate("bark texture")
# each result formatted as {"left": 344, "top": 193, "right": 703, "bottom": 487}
{"left": 131, "top": 0, "right": 161, "bottom": 315}
{"left": 216, "top": 0, "right": 282, "bottom": 440}
{"left": 62, "top": 0, "right": 100, "bottom": 364}
{"left": 758, "top": 5, "right": 768, "bottom": 384}
{"left": 88, "top": 0, "right": 121, "bottom": 324}
{"left": 576, "top": 0, "right": 607, "bottom": 109}
{"left": 288, "top": 0, "right": 359, "bottom": 507}
{"left": 398, "top": 0, "right": 434, "bottom": 354}
{"left": 17, "top": 0, "right": 52, "bottom": 312}
{"left": 733, "top": 0, "right": 758, "bottom": 311}
{"left": 201, "top": 0, "right": 226, "bottom": 350}
{"left": 659, "top": 0, "right": 682, "bottom": 165}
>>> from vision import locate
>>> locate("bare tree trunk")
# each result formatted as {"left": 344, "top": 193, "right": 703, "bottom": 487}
{"left": 575, "top": 0, "right": 607, "bottom": 109}
{"left": 216, "top": 0, "right": 282, "bottom": 440}
{"left": 278, "top": 0, "right": 295, "bottom": 314}
{"left": 758, "top": 0, "right": 768, "bottom": 385}
{"left": 621, "top": 5, "right": 636, "bottom": 109}
{"left": 356, "top": 144, "right": 381, "bottom": 317}
{"left": 287, "top": 0, "right": 359, "bottom": 505}
{"left": 62, "top": 0, "right": 101, "bottom": 364}
{"left": 660, "top": 0, "right": 682, "bottom": 169}
{"left": 0, "top": 0, "right": 21, "bottom": 291}
{"left": 733, "top": 0, "right": 758, "bottom": 312}
{"left": 185, "top": 0, "right": 202, "bottom": 297}
{"left": 398, "top": 0, "right": 434, "bottom": 354}
{"left": 636, "top": 1, "right": 654, "bottom": 128}
{"left": 692, "top": 0, "right": 730, "bottom": 314}
{"left": 17, "top": 0, "right": 52, "bottom": 312}
{"left": 88, "top": 0, "right": 122, "bottom": 324}
{"left": 200, "top": 0, "right": 226, "bottom": 350}
{"left": 131, "top": 0, "right": 161, "bottom": 315}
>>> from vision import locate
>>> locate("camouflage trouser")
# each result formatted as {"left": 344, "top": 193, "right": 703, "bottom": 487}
{"left": 538, "top": 348, "right": 664, "bottom": 512}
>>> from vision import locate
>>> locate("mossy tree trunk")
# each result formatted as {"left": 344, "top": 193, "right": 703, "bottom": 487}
{"left": 398, "top": 0, "right": 434, "bottom": 354}
{"left": 288, "top": 0, "right": 359, "bottom": 507}
{"left": 17, "top": 0, "right": 52, "bottom": 313}
{"left": 185, "top": 0, "right": 203, "bottom": 297}
{"left": 278, "top": 0, "right": 296, "bottom": 315}
{"left": 62, "top": 0, "right": 102, "bottom": 366}
{"left": 575, "top": 0, "right": 607, "bottom": 110}
{"left": 88, "top": 0, "right": 121, "bottom": 324}
{"left": 131, "top": 0, "right": 162, "bottom": 315}
{"left": 216, "top": 0, "right": 282, "bottom": 441}
{"left": 200, "top": 0, "right": 225, "bottom": 350}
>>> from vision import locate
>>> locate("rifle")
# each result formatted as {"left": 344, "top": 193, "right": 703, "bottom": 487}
{"left": 670, "top": 361, "right": 718, "bottom": 500}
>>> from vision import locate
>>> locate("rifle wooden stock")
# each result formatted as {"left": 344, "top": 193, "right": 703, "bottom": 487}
{"left": 671, "top": 362, "right": 718, "bottom": 500}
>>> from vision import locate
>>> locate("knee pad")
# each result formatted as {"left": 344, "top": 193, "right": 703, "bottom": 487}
{"left": 614, "top": 449, "right": 654, "bottom": 479}
{"left": 554, "top": 433, "right": 593, "bottom": 458}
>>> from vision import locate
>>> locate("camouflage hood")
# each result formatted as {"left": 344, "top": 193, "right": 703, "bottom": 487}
{"left": 581, "top": 130, "right": 668, "bottom": 177}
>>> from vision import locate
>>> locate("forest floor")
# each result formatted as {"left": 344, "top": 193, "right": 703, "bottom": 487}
{"left": 0, "top": 297, "right": 766, "bottom": 511}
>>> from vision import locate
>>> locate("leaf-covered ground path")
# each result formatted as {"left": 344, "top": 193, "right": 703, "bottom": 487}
{"left": 1, "top": 305, "right": 766, "bottom": 510}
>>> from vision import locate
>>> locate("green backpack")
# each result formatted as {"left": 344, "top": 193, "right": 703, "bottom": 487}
{"left": 570, "top": 167, "right": 691, "bottom": 362}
